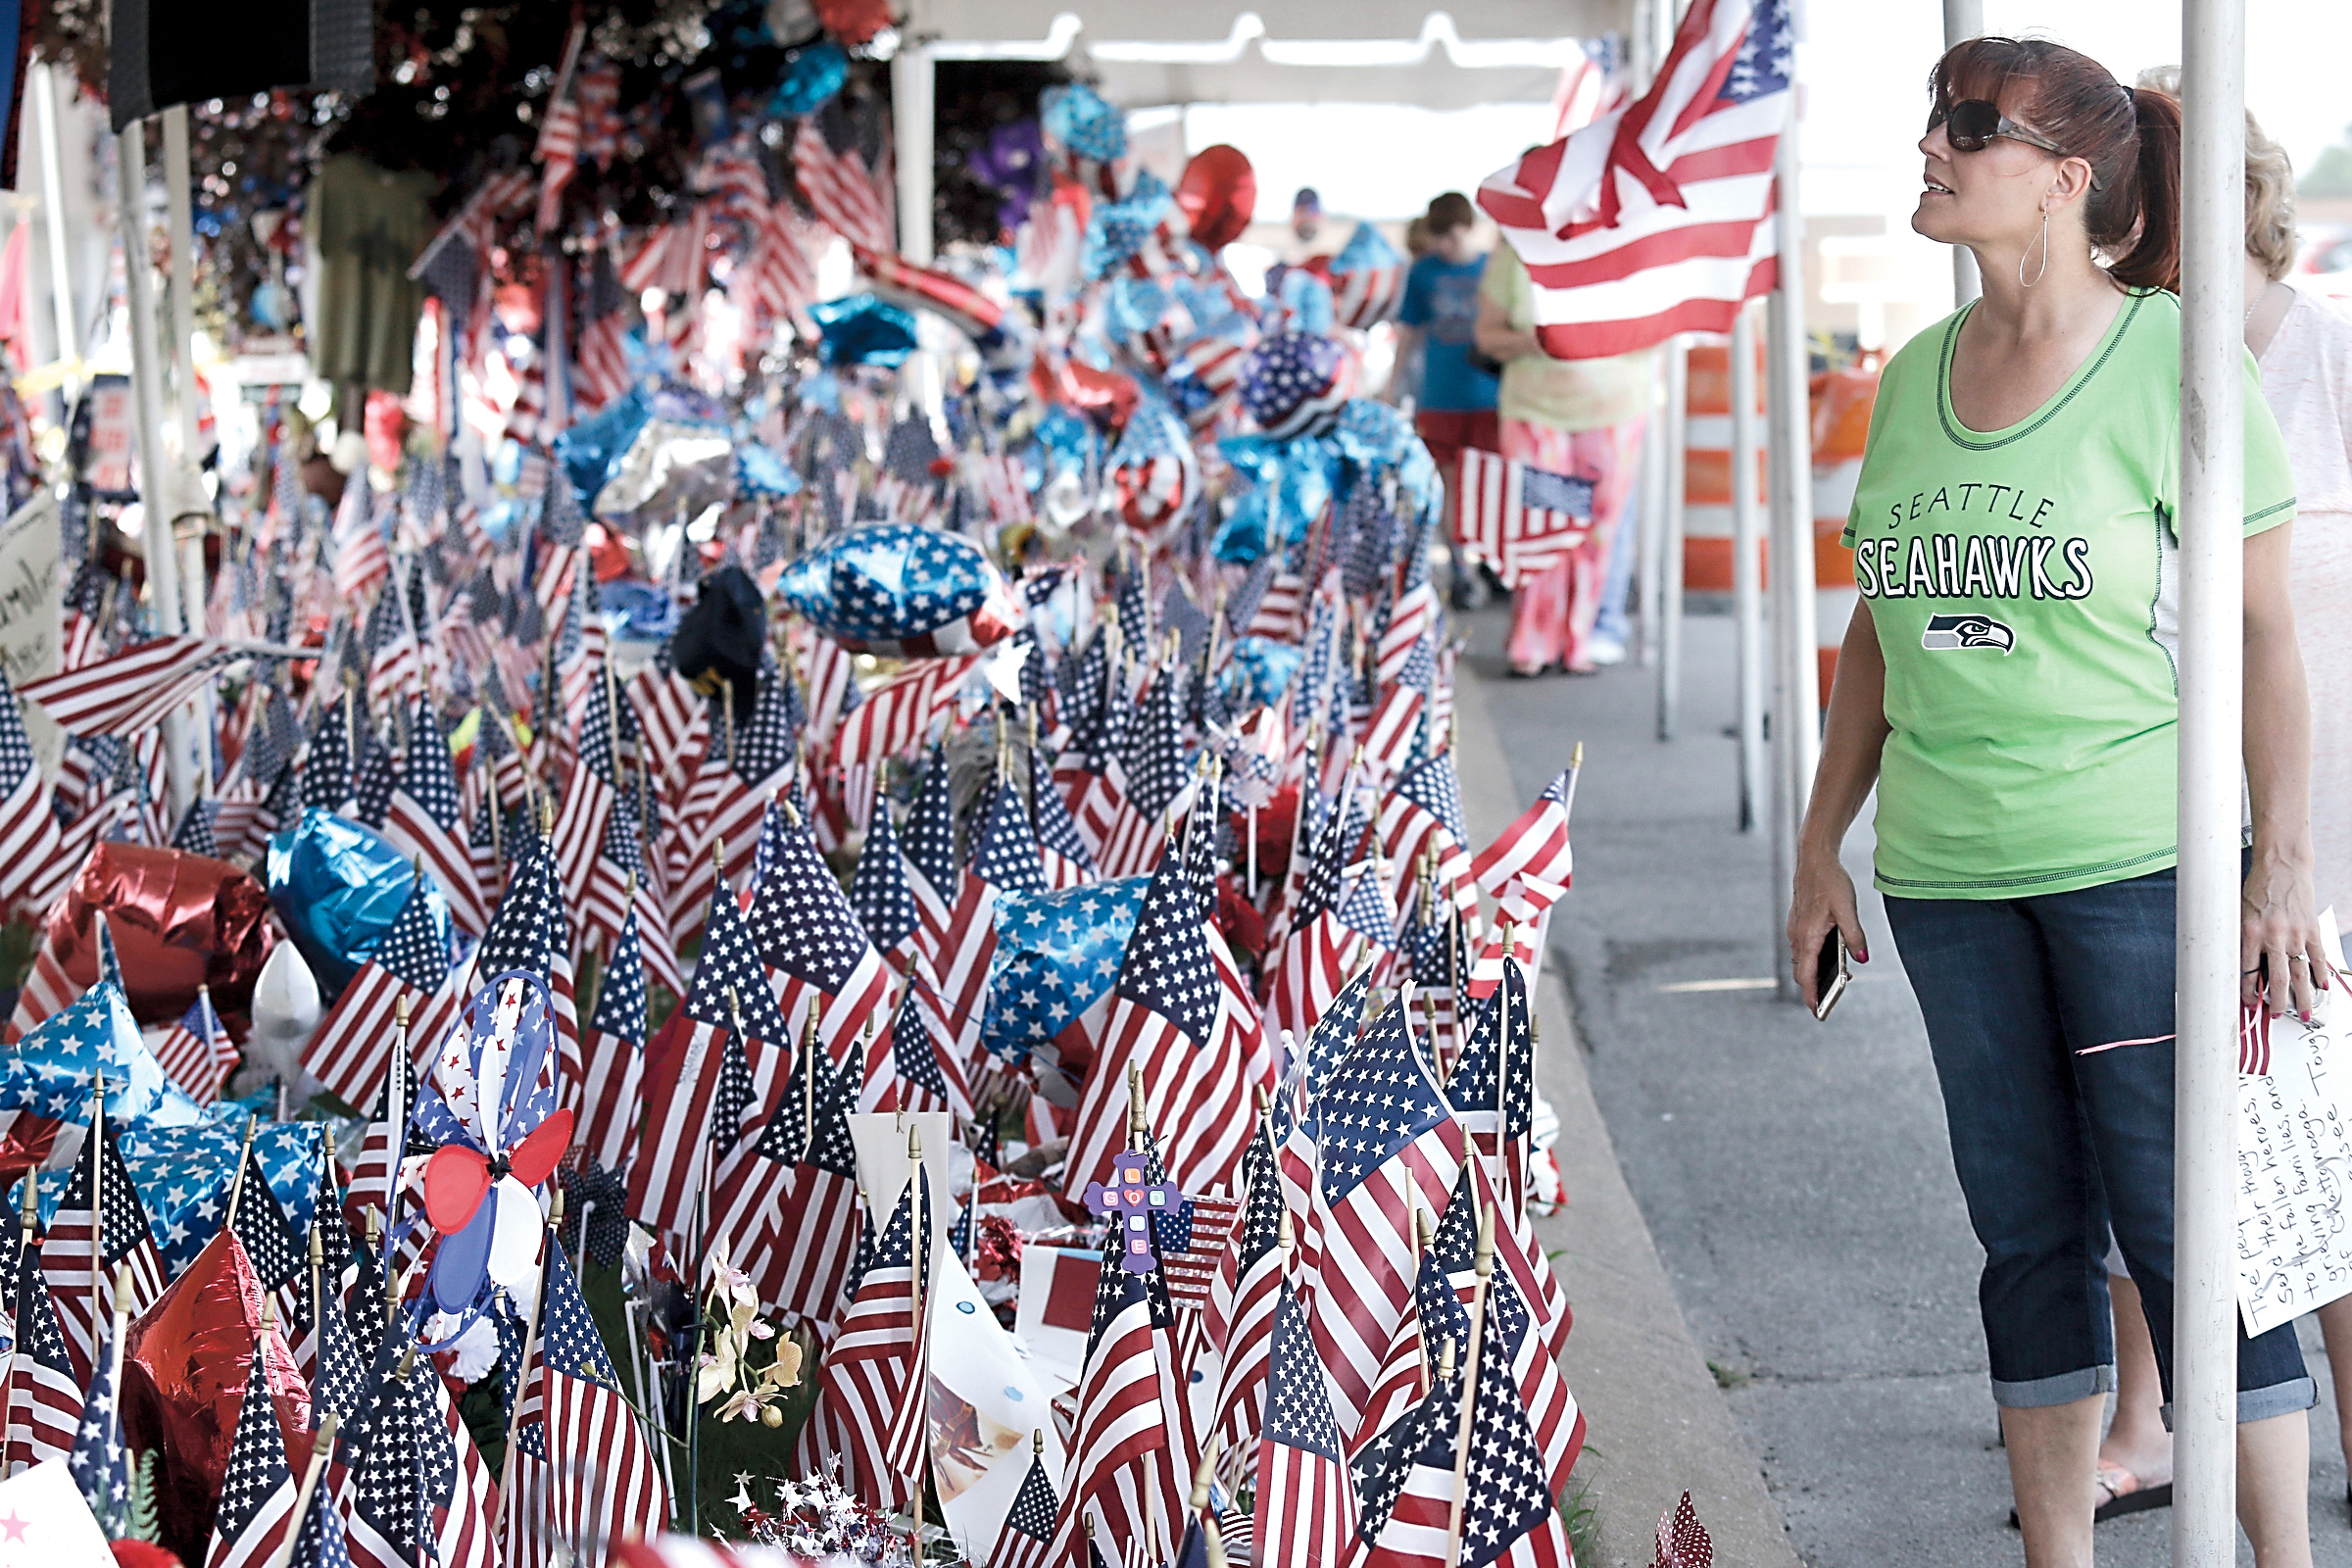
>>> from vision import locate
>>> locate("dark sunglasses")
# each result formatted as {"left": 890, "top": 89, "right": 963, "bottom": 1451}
{"left": 1927, "top": 99, "right": 2068, "bottom": 157}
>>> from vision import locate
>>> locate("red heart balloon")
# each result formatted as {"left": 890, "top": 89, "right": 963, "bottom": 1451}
{"left": 1175, "top": 144, "right": 1257, "bottom": 251}
{"left": 507, "top": 1109, "right": 575, "bottom": 1189}
{"left": 422, "top": 1146, "right": 493, "bottom": 1235}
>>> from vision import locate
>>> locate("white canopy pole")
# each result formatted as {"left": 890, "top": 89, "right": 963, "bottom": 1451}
{"left": 1764, "top": 117, "right": 1820, "bottom": 1004}
{"left": 2174, "top": 0, "right": 2246, "bottom": 1557}
{"left": 893, "top": 42, "right": 938, "bottom": 266}
{"left": 1654, "top": 339, "right": 1687, "bottom": 738}
{"left": 115, "top": 119, "right": 195, "bottom": 821}
{"left": 1636, "top": 354, "right": 1667, "bottom": 668}
{"left": 33, "top": 67, "right": 80, "bottom": 408}
{"left": 1942, "top": 0, "right": 1984, "bottom": 307}
{"left": 161, "top": 106, "right": 200, "bottom": 466}
{"left": 1730, "top": 302, "right": 1765, "bottom": 831}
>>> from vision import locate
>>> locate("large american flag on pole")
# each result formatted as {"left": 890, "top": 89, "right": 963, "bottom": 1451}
{"left": 1475, "top": 0, "right": 1793, "bottom": 358}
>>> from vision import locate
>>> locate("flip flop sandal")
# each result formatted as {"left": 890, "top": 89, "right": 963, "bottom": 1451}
{"left": 2092, "top": 1464, "right": 2172, "bottom": 1523}
{"left": 2002, "top": 1465, "right": 2173, "bottom": 1530}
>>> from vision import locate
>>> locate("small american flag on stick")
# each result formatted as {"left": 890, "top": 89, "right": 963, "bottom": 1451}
{"left": 1456, "top": 451, "right": 1594, "bottom": 590}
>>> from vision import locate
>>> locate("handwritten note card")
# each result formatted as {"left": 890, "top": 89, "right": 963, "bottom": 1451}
{"left": 2234, "top": 912, "right": 2352, "bottom": 1338}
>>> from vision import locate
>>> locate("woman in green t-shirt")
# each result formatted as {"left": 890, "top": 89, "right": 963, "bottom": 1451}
{"left": 1785, "top": 38, "right": 2328, "bottom": 1565}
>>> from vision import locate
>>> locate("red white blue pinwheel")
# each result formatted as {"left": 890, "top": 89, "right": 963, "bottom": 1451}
{"left": 411, "top": 971, "right": 573, "bottom": 1316}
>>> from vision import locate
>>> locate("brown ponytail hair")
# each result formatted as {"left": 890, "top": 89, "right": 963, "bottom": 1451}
{"left": 1931, "top": 37, "right": 2184, "bottom": 291}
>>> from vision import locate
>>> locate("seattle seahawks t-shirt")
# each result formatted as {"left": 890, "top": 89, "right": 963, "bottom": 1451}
{"left": 1843, "top": 287, "right": 2295, "bottom": 900}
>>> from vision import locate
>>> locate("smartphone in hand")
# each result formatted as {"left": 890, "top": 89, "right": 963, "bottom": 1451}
{"left": 1813, "top": 929, "right": 1852, "bottom": 1021}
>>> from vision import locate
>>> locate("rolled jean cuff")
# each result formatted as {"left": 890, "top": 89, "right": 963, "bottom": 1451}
{"left": 1991, "top": 1364, "right": 2116, "bottom": 1409}
{"left": 2161, "top": 1376, "right": 2320, "bottom": 1429}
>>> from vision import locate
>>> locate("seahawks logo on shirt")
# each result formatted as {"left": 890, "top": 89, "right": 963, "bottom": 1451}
{"left": 1921, "top": 612, "right": 2015, "bottom": 654}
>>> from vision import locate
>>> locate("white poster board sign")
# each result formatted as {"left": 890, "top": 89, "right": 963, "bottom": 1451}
{"left": 2234, "top": 911, "right": 2352, "bottom": 1337}
{"left": 0, "top": 489, "right": 63, "bottom": 781}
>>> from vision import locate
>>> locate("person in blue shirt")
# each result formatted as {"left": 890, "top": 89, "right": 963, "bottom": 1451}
{"left": 1396, "top": 193, "right": 1501, "bottom": 574}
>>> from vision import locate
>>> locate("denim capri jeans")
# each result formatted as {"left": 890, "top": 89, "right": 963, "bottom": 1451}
{"left": 1884, "top": 864, "right": 2313, "bottom": 1424}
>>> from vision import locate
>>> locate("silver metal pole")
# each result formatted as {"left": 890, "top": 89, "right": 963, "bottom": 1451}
{"left": 2174, "top": 0, "right": 2246, "bottom": 1557}
{"left": 892, "top": 44, "right": 937, "bottom": 266}
{"left": 1942, "top": 0, "right": 1985, "bottom": 307}
{"left": 1731, "top": 303, "right": 1766, "bottom": 832}
{"left": 1765, "top": 124, "right": 1820, "bottom": 1004}
{"left": 1655, "top": 339, "right": 1688, "bottom": 740}
{"left": 1636, "top": 358, "right": 1667, "bottom": 668}
{"left": 115, "top": 120, "right": 196, "bottom": 821}
{"left": 33, "top": 68, "right": 79, "bottom": 407}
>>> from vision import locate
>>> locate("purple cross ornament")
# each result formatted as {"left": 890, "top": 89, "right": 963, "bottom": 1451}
{"left": 1083, "top": 1152, "right": 1183, "bottom": 1275}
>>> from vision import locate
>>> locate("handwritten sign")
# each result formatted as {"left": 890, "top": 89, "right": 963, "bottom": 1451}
{"left": 2234, "top": 911, "right": 2352, "bottom": 1337}
{"left": 0, "top": 490, "right": 63, "bottom": 782}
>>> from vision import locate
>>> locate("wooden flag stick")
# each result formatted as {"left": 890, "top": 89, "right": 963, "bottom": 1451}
{"left": 272, "top": 1414, "right": 341, "bottom": 1568}
{"left": 224, "top": 1114, "right": 259, "bottom": 1232}
{"left": 388, "top": 995, "right": 413, "bottom": 1232}
{"left": 1413, "top": 1205, "right": 1436, "bottom": 1394}
{"left": 1444, "top": 1201, "right": 1497, "bottom": 1568}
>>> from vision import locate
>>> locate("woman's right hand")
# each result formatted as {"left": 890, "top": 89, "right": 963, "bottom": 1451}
{"left": 1788, "top": 841, "right": 1869, "bottom": 1012}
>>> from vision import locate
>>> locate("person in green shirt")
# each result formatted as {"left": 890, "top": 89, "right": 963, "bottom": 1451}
{"left": 1786, "top": 38, "right": 2328, "bottom": 1566}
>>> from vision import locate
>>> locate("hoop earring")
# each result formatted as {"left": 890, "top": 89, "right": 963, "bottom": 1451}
{"left": 2021, "top": 206, "right": 2050, "bottom": 288}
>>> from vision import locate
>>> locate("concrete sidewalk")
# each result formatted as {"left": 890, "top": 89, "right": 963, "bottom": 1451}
{"left": 1455, "top": 605, "right": 2352, "bottom": 1567}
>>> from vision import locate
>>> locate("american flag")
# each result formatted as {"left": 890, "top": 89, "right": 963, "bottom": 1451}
{"left": 1034, "top": 767, "right": 1099, "bottom": 891}
{"left": 577, "top": 908, "right": 649, "bottom": 1171}
{"left": 1252, "top": 1281, "right": 1357, "bottom": 1565}
{"left": 793, "top": 116, "right": 892, "bottom": 254}
{"left": 1046, "top": 1260, "right": 1186, "bottom": 1563}
{"left": 536, "top": 98, "right": 584, "bottom": 233}
{"left": 384, "top": 697, "right": 491, "bottom": 935}
{"left": 628, "top": 667, "right": 710, "bottom": 808}
{"left": 1304, "top": 997, "right": 1461, "bottom": 1436}
{"left": 747, "top": 197, "right": 818, "bottom": 326}
{"left": 342, "top": 1335, "right": 423, "bottom": 1568}
{"left": 1380, "top": 747, "right": 1478, "bottom": 928}
{"left": 749, "top": 804, "right": 891, "bottom": 1091}
{"left": 626, "top": 866, "right": 770, "bottom": 1239}
{"left": 509, "top": 1244, "right": 668, "bottom": 1562}
{"left": 302, "top": 877, "right": 454, "bottom": 1114}
{"left": 618, "top": 204, "right": 711, "bottom": 298}
{"left": 19, "top": 636, "right": 246, "bottom": 737}
{"left": 1359, "top": 673, "right": 1429, "bottom": 781}
{"left": 41, "top": 1119, "right": 164, "bottom": 1382}
{"left": 4, "top": 1224, "right": 81, "bottom": 1471}
{"left": 1456, "top": 451, "right": 1595, "bottom": 590}
{"left": 1351, "top": 1180, "right": 1473, "bottom": 1479}
{"left": 150, "top": 984, "right": 236, "bottom": 1102}
{"left": 749, "top": 1030, "right": 863, "bottom": 1328}
{"left": 792, "top": 1161, "right": 932, "bottom": 1511}
{"left": 884, "top": 963, "right": 972, "bottom": 1117}
{"left": 1349, "top": 1282, "right": 1572, "bottom": 1568}
{"left": 1158, "top": 1191, "right": 1244, "bottom": 1309}
{"left": 205, "top": 1335, "right": 300, "bottom": 1568}
{"left": 0, "top": 669, "right": 60, "bottom": 917}
{"left": 1476, "top": 0, "right": 1792, "bottom": 358}
{"left": 847, "top": 794, "right": 920, "bottom": 972}
{"left": 902, "top": 756, "right": 992, "bottom": 1080}
{"left": 550, "top": 676, "right": 621, "bottom": 923}
{"left": 573, "top": 250, "right": 635, "bottom": 415}
{"left": 832, "top": 655, "right": 976, "bottom": 765}
{"left": 1471, "top": 766, "right": 1577, "bottom": 906}
{"left": 989, "top": 1432, "right": 1062, "bottom": 1568}
{"left": 1207, "top": 1117, "right": 1285, "bottom": 1457}
{"left": 333, "top": 486, "right": 392, "bottom": 601}
{"left": 1375, "top": 554, "right": 1440, "bottom": 687}
{"left": 65, "top": 1297, "right": 131, "bottom": 1536}
{"left": 1065, "top": 844, "right": 1257, "bottom": 1204}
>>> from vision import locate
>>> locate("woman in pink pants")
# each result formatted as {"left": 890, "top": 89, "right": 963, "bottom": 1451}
{"left": 1475, "top": 245, "right": 1652, "bottom": 675}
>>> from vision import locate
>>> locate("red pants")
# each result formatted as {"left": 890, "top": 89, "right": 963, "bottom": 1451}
{"left": 1503, "top": 416, "right": 1645, "bottom": 673}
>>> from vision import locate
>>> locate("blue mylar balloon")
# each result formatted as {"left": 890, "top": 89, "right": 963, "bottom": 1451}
{"left": 768, "top": 41, "right": 849, "bottom": 118}
{"left": 810, "top": 293, "right": 919, "bottom": 368}
{"left": 1214, "top": 433, "right": 1340, "bottom": 564}
{"left": 1227, "top": 636, "right": 1305, "bottom": 711}
{"left": 776, "top": 523, "right": 1019, "bottom": 656}
{"left": 1041, "top": 82, "right": 1125, "bottom": 165}
{"left": 983, "top": 878, "right": 1152, "bottom": 1063}
{"left": 554, "top": 386, "right": 652, "bottom": 506}
{"left": 736, "top": 443, "right": 803, "bottom": 498}
{"left": 600, "top": 578, "right": 676, "bottom": 644}
{"left": 266, "top": 808, "right": 450, "bottom": 997}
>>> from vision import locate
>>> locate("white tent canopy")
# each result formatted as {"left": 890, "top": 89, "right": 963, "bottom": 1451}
{"left": 905, "top": 2, "right": 1631, "bottom": 107}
